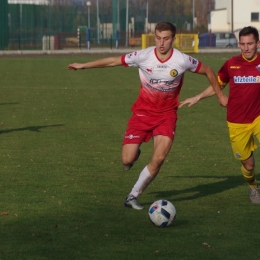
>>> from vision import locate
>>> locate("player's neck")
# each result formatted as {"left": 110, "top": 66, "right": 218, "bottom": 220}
{"left": 155, "top": 48, "right": 173, "bottom": 61}
{"left": 241, "top": 52, "right": 258, "bottom": 62}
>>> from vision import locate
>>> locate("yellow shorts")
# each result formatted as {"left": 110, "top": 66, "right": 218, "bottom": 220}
{"left": 228, "top": 116, "right": 260, "bottom": 161}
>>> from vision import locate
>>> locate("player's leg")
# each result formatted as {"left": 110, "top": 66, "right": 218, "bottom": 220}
{"left": 124, "top": 115, "right": 176, "bottom": 210}
{"left": 121, "top": 144, "right": 141, "bottom": 171}
{"left": 147, "top": 135, "right": 173, "bottom": 177}
{"left": 121, "top": 114, "right": 145, "bottom": 171}
{"left": 241, "top": 153, "right": 256, "bottom": 187}
{"left": 241, "top": 154, "right": 260, "bottom": 204}
{"left": 246, "top": 118, "right": 260, "bottom": 203}
{"left": 125, "top": 135, "right": 173, "bottom": 210}
{"left": 228, "top": 121, "right": 260, "bottom": 203}
{"left": 122, "top": 137, "right": 144, "bottom": 210}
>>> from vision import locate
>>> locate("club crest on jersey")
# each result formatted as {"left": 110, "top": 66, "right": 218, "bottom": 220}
{"left": 235, "top": 152, "right": 241, "bottom": 159}
{"left": 146, "top": 67, "right": 154, "bottom": 74}
{"left": 170, "top": 69, "right": 178, "bottom": 77}
{"left": 256, "top": 64, "right": 260, "bottom": 71}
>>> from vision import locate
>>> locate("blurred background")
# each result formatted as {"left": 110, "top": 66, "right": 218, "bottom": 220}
{"left": 0, "top": 0, "right": 259, "bottom": 51}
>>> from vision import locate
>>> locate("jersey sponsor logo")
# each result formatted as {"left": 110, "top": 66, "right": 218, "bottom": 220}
{"left": 170, "top": 69, "right": 178, "bottom": 77}
{"left": 157, "top": 65, "right": 167, "bottom": 68}
{"left": 125, "top": 134, "right": 140, "bottom": 139}
{"left": 150, "top": 78, "right": 175, "bottom": 85}
{"left": 145, "top": 81, "right": 178, "bottom": 92}
{"left": 146, "top": 67, "right": 154, "bottom": 74}
{"left": 230, "top": 66, "right": 241, "bottom": 69}
{"left": 234, "top": 75, "right": 260, "bottom": 83}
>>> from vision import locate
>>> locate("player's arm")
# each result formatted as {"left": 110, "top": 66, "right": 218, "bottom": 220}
{"left": 198, "top": 63, "right": 228, "bottom": 107}
{"left": 68, "top": 56, "right": 122, "bottom": 70}
{"left": 180, "top": 63, "right": 228, "bottom": 108}
{"left": 179, "top": 85, "right": 217, "bottom": 108}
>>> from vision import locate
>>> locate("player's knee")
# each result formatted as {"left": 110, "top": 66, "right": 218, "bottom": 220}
{"left": 152, "top": 154, "right": 166, "bottom": 167}
{"left": 242, "top": 162, "right": 255, "bottom": 172}
{"left": 243, "top": 165, "right": 255, "bottom": 172}
{"left": 121, "top": 154, "right": 133, "bottom": 165}
{"left": 121, "top": 157, "right": 130, "bottom": 165}
{"left": 241, "top": 153, "right": 255, "bottom": 172}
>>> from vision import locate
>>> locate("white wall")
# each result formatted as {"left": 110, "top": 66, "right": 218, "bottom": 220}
{"left": 209, "top": 9, "right": 229, "bottom": 32}
{"left": 209, "top": 0, "right": 260, "bottom": 32}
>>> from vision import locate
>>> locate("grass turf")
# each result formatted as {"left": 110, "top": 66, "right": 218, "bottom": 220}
{"left": 1, "top": 53, "right": 260, "bottom": 260}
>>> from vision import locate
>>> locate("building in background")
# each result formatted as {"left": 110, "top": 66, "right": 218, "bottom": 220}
{"left": 208, "top": 0, "right": 260, "bottom": 33}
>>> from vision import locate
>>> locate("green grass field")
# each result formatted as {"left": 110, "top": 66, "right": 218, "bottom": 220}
{"left": 1, "top": 52, "right": 260, "bottom": 260}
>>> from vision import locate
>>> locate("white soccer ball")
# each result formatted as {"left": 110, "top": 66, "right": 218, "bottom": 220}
{"left": 148, "top": 199, "right": 176, "bottom": 227}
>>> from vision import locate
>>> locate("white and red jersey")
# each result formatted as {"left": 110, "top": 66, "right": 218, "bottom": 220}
{"left": 121, "top": 46, "right": 201, "bottom": 117}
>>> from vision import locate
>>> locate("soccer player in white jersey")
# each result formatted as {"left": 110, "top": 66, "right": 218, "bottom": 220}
{"left": 68, "top": 22, "right": 228, "bottom": 210}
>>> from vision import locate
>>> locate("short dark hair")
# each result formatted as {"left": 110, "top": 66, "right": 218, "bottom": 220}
{"left": 239, "top": 26, "right": 259, "bottom": 42}
{"left": 155, "top": 22, "right": 176, "bottom": 37}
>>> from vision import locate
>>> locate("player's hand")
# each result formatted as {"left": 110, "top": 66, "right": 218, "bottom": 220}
{"left": 178, "top": 96, "right": 199, "bottom": 108}
{"left": 67, "top": 63, "right": 85, "bottom": 70}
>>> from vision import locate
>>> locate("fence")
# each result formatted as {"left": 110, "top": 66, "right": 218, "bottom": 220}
{"left": 142, "top": 33, "right": 199, "bottom": 53}
{"left": 7, "top": 3, "right": 78, "bottom": 50}
{"left": 1, "top": 1, "right": 197, "bottom": 51}
{"left": 0, "top": 0, "right": 9, "bottom": 50}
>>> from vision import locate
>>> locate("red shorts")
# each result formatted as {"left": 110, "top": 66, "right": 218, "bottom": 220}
{"left": 123, "top": 113, "right": 177, "bottom": 144}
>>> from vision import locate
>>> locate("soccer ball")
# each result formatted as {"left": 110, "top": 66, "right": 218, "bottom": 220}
{"left": 148, "top": 199, "right": 176, "bottom": 227}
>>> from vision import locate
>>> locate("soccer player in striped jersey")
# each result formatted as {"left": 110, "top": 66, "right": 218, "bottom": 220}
{"left": 180, "top": 26, "right": 260, "bottom": 204}
{"left": 68, "top": 22, "right": 227, "bottom": 210}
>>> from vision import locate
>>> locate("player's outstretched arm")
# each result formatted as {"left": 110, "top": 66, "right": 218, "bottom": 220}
{"left": 68, "top": 56, "right": 122, "bottom": 71}
{"left": 195, "top": 63, "right": 228, "bottom": 107}
{"left": 179, "top": 85, "right": 216, "bottom": 108}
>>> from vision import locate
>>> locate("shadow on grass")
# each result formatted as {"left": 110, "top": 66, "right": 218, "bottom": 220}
{"left": 149, "top": 174, "right": 249, "bottom": 202}
{"left": 0, "top": 124, "right": 64, "bottom": 134}
{"left": 0, "top": 102, "right": 20, "bottom": 106}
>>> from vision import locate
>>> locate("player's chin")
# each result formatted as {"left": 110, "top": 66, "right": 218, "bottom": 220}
{"left": 243, "top": 52, "right": 254, "bottom": 59}
{"left": 158, "top": 48, "right": 167, "bottom": 54}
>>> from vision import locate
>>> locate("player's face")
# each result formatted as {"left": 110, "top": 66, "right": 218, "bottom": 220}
{"left": 239, "top": 34, "right": 260, "bottom": 60}
{"left": 155, "top": 30, "right": 175, "bottom": 56}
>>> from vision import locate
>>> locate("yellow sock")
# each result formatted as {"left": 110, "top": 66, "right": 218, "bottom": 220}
{"left": 241, "top": 165, "right": 257, "bottom": 188}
